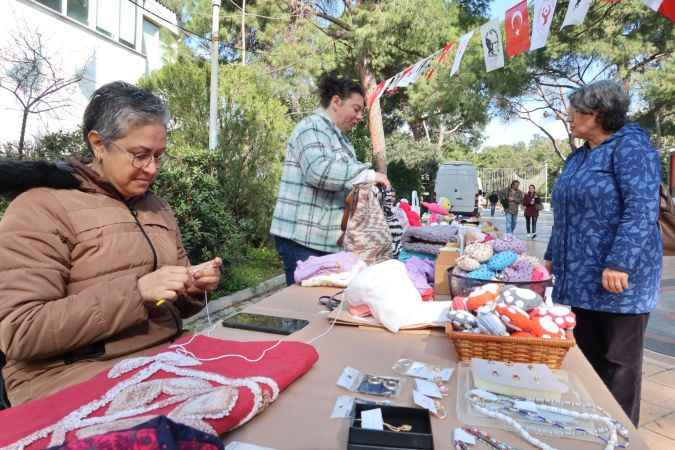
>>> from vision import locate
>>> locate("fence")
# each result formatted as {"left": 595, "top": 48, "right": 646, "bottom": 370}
{"left": 478, "top": 165, "right": 549, "bottom": 201}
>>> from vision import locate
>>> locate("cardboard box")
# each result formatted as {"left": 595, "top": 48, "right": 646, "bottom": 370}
{"left": 434, "top": 247, "right": 459, "bottom": 295}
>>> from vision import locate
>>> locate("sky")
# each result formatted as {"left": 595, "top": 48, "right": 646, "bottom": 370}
{"left": 479, "top": 0, "right": 570, "bottom": 149}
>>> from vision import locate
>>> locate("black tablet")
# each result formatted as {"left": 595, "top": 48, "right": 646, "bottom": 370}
{"left": 221, "top": 312, "right": 309, "bottom": 335}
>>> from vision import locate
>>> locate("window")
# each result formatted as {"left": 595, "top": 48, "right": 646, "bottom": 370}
{"left": 66, "top": 0, "right": 88, "bottom": 25}
{"left": 143, "top": 19, "right": 162, "bottom": 73}
{"left": 119, "top": 0, "right": 137, "bottom": 47}
{"left": 96, "top": 0, "right": 118, "bottom": 37}
{"left": 36, "top": 0, "right": 62, "bottom": 11}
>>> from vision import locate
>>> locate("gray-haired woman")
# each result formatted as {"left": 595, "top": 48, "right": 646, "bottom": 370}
{"left": 0, "top": 81, "right": 221, "bottom": 406}
{"left": 544, "top": 80, "right": 662, "bottom": 425}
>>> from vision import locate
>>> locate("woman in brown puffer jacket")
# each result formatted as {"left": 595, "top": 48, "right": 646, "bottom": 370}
{"left": 0, "top": 82, "right": 221, "bottom": 406}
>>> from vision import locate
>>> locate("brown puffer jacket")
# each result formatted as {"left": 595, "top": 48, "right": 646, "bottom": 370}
{"left": 0, "top": 160, "right": 204, "bottom": 406}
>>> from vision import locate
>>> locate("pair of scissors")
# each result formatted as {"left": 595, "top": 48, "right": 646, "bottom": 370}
{"left": 318, "top": 290, "right": 344, "bottom": 311}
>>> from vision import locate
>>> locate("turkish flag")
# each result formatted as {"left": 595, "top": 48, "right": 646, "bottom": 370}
{"left": 644, "top": 0, "right": 675, "bottom": 22}
{"left": 505, "top": 0, "right": 531, "bottom": 58}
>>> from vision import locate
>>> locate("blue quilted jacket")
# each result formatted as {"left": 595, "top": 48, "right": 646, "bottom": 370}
{"left": 544, "top": 123, "right": 662, "bottom": 314}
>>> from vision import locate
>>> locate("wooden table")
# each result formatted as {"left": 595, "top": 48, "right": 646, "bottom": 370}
{"left": 210, "top": 285, "right": 647, "bottom": 450}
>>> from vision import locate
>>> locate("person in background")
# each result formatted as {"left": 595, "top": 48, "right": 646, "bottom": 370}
{"left": 0, "top": 82, "right": 221, "bottom": 406}
{"left": 488, "top": 191, "right": 498, "bottom": 216}
{"left": 500, "top": 180, "right": 523, "bottom": 234}
{"left": 270, "top": 73, "right": 390, "bottom": 285}
{"left": 544, "top": 80, "right": 662, "bottom": 426}
{"left": 522, "top": 184, "right": 541, "bottom": 239}
{"left": 474, "top": 190, "right": 484, "bottom": 217}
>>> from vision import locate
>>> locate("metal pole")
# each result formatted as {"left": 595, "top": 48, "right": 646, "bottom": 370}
{"left": 241, "top": 0, "right": 246, "bottom": 65}
{"left": 545, "top": 162, "right": 548, "bottom": 203}
{"left": 208, "top": 0, "right": 221, "bottom": 150}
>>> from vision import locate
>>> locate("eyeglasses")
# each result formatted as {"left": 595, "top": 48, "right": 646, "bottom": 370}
{"left": 108, "top": 141, "right": 168, "bottom": 169}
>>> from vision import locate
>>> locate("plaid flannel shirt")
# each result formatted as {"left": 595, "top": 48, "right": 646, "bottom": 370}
{"left": 270, "top": 109, "right": 370, "bottom": 253}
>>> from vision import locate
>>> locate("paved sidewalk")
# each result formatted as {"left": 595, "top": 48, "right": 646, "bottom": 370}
{"left": 483, "top": 209, "right": 675, "bottom": 449}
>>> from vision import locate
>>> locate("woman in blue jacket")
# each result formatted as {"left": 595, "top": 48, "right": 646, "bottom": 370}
{"left": 544, "top": 80, "right": 662, "bottom": 426}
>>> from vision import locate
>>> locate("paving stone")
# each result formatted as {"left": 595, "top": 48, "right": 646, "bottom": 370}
{"left": 639, "top": 428, "right": 675, "bottom": 450}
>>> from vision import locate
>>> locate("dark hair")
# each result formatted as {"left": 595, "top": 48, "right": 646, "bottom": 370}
{"left": 82, "top": 81, "right": 169, "bottom": 152}
{"left": 510, "top": 180, "right": 520, "bottom": 189}
{"left": 317, "top": 73, "right": 365, "bottom": 108}
{"left": 568, "top": 80, "right": 629, "bottom": 133}
{"left": 529, "top": 184, "right": 536, "bottom": 190}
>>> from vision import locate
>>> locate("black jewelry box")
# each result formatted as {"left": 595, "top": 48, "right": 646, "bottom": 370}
{"left": 347, "top": 404, "right": 434, "bottom": 450}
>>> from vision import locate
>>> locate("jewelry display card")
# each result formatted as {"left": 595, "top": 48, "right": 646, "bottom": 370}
{"left": 336, "top": 366, "right": 404, "bottom": 397}
{"left": 470, "top": 358, "right": 568, "bottom": 400}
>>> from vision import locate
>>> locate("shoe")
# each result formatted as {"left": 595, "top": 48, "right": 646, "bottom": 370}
{"left": 532, "top": 233, "right": 537, "bottom": 240}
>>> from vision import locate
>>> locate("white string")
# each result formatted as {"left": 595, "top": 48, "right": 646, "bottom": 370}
{"left": 171, "top": 290, "right": 345, "bottom": 363}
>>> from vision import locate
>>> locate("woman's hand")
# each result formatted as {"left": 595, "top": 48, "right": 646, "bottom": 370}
{"left": 187, "top": 257, "right": 223, "bottom": 295}
{"left": 137, "top": 266, "right": 191, "bottom": 302}
{"left": 602, "top": 268, "right": 629, "bottom": 294}
{"left": 374, "top": 172, "right": 392, "bottom": 189}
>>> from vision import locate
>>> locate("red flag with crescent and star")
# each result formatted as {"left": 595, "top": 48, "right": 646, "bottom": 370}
{"left": 505, "top": 0, "right": 531, "bottom": 58}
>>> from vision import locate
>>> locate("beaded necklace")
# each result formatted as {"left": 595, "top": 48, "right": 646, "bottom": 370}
{"left": 466, "top": 390, "right": 630, "bottom": 450}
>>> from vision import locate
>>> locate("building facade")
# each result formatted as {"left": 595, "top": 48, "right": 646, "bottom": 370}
{"left": 0, "top": 0, "right": 178, "bottom": 146}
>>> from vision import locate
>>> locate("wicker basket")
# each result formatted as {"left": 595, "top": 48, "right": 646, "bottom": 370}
{"left": 446, "top": 325, "right": 575, "bottom": 369}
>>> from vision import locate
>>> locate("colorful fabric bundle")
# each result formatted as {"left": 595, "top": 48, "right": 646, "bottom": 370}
{"left": 486, "top": 250, "right": 518, "bottom": 271}
{"left": 294, "top": 251, "right": 363, "bottom": 284}
{"left": 464, "top": 243, "right": 493, "bottom": 262}
{"left": 492, "top": 234, "right": 527, "bottom": 254}
{"left": 398, "top": 199, "right": 421, "bottom": 227}
{"left": 467, "top": 265, "right": 496, "bottom": 281}
{"left": 456, "top": 255, "right": 481, "bottom": 272}
{"left": 405, "top": 257, "right": 436, "bottom": 301}
{"left": 401, "top": 224, "right": 459, "bottom": 255}
{"left": 382, "top": 189, "right": 403, "bottom": 258}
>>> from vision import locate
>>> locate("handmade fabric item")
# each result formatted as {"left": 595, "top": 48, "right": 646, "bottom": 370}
{"left": 530, "top": 315, "right": 566, "bottom": 339}
{"left": 401, "top": 224, "right": 459, "bottom": 255}
{"left": 348, "top": 304, "right": 372, "bottom": 318}
{"left": 344, "top": 260, "right": 422, "bottom": 333}
{"left": 0, "top": 336, "right": 318, "bottom": 449}
{"left": 397, "top": 248, "right": 436, "bottom": 263}
{"left": 502, "top": 259, "right": 534, "bottom": 282}
{"left": 50, "top": 416, "right": 223, "bottom": 450}
{"left": 495, "top": 304, "right": 532, "bottom": 332}
{"left": 467, "top": 265, "right": 496, "bottom": 281}
{"left": 456, "top": 255, "right": 481, "bottom": 272}
{"left": 497, "top": 286, "right": 543, "bottom": 311}
{"left": 464, "top": 243, "right": 493, "bottom": 263}
{"left": 492, "top": 235, "right": 527, "bottom": 254}
{"left": 531, "top": 264, "right": 551, "bottom": 282}
{"left": 405, "top": 257, "right": 436, "bottom": 300}
{"left": 476, "top": 311, "right": 509, "bottom": 336}
{"left": 294, "top": 251, "right": 363, "bottom": 284}
{"left": 339, "top": 183, "right": 393, "bottom": 265}
{"left": 530, "top": 305, "right": 576, "bottom": 330}
{"left": 398, "top": 199, "right": 421, "bottom": 227}
{"left": 452, "top": 296, "right": 469, "bottom": 311}
{"left": 382, "top": 189, "right": 404, "bottom": 258}
{"left": 447, "top": 310, "right": 478, "bottom": 331}
{"left": 467, "top": 283, "right": 500, "bottom": 311}
{"left": 486, "top": 251, "right": 518, "bottom": 272}
{"left": 422, "top": 202, "right": 449, "bottom": 216}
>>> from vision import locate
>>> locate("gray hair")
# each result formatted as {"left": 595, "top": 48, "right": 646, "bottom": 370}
{"left": 82, "top": 81, "right": 169, "bottom": 152}
{"left": 568, "top": 80, "right": 629, "bottom": 132}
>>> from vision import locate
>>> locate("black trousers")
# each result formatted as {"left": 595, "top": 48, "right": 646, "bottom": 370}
{"left": 525, "top": 215, "right": 538, "bottom": 234}
{"left": 572, "top": 308, "right": 649, "bottom": 426}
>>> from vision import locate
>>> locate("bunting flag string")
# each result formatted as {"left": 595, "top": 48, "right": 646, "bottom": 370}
{"left": 530, "top": 0, "right": 558, "bottom": 51}
{"left": 365, "top": 0, "right": 672, "bottom": 109}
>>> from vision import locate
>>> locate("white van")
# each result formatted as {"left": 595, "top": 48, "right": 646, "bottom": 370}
{"left": 435, "top": 161, "right": 479, "bottom": 215}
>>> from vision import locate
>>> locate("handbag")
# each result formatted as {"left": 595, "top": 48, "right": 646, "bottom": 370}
{"left": 338, "top": 183, "right": 393, "bottom": 265}
{"left": 659, "top": 184, "right": 675, "bottom": 256}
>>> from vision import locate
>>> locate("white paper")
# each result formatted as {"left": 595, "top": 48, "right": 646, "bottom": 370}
{"left": 331, "top": 395, "right": 356, "bottom": 418}
{"left": 438, "top": 368, "right": 454, "bottom": 381}
{"left": 453, "top": 428, "right": 477, "bottom": 445}
{"left": 413, "top": 390, "right": 438, "bottom": 414}
{"left": 337, "top": 366, "right": 361, "bottom": 391}
{"left": 450, "top": 31, "right": 475, "bottom": 76}
{"left": 225, "top": 443, "right": 277, "bottom": 450}
{"left": 480, "top": 20, "right": 505, "bottom": 72}
{"left": 561, "top": 0, "right": 593, "bottom": 29}
{"left": 361, "top": 408, "right": 384, "bottom": 430}
{"left": 530, "top": 0, "right": 558, "bottom": 51}
{"left": 415, "top": 379, "right": 443, "bottom": 399}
